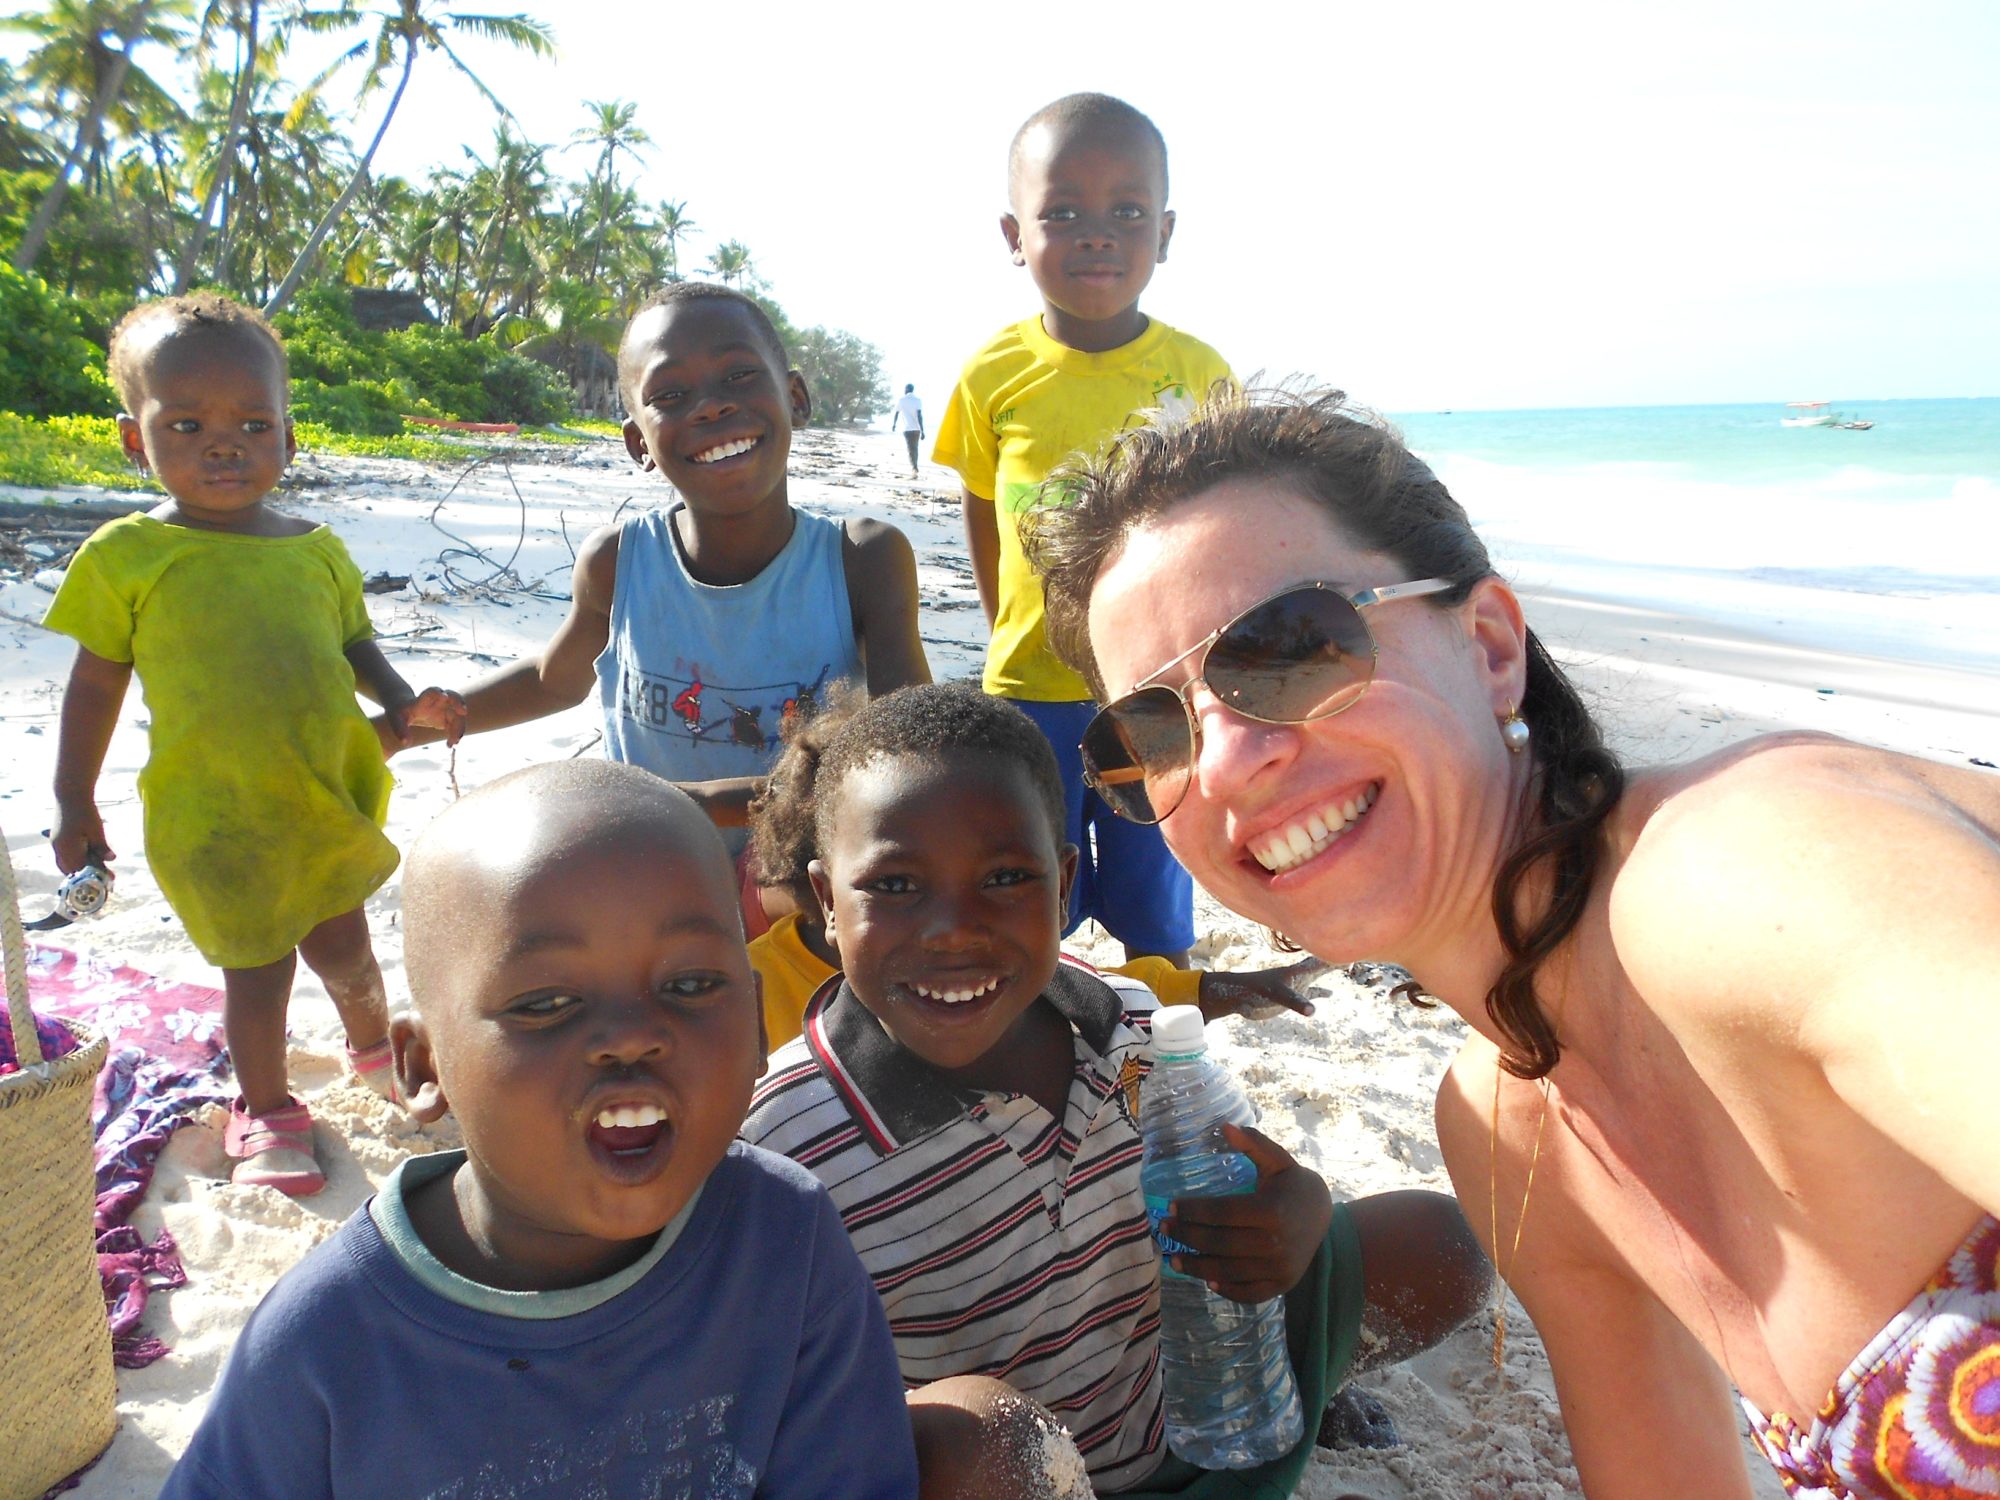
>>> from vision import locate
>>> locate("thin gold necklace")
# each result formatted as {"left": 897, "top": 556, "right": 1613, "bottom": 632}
{"left": 1489, "top": 1064, "right": 1552, "bottom": 1372}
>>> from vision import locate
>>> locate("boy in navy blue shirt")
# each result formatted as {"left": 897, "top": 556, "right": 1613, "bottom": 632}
{"left": 160, "top": 761, "right": 916, "bottom": 1499}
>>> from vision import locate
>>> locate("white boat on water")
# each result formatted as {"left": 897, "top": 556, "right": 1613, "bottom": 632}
{"left": 1782, "top": 401, "right": 1838, "bottom": 428}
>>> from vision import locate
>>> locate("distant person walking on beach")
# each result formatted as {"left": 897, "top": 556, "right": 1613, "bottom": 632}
{"left": 1029, "top": 386, "right": 2000, "bottom": 1500}
{"left": 890, "top": 383, "right": 924, "bottom": 474}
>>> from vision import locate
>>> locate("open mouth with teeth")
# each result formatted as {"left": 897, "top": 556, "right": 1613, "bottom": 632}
{"left": 899, "top": 975, "right": 1006, "bottom": 1010}
{"left": 585, "top": 1101, "right": 671, "bottom": 1172}
{"left": 689, "top": 435, "right": 760, "bottom": 465}
{"left": 1248, "top": 782, "right": 1381, "bottom": 875}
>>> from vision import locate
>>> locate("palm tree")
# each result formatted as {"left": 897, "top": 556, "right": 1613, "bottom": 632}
{"left": 261, "top": 0, "right": 553, "bottom": 315}
{"left": 172, "top": 0, "right": 260, "bottom": 291}
{"left": 6, "top": 0, "right": 189, "bottom": 273}
{"left": 0, "top": 59, "right": 57, "bottom": 170}
{"left": 655, "top": 196, "right": 693, "bottom": 280}
{"left": 705, "top": 238, "right": 752, "bottom": 287}
{"left": 568, "top": 98, "right": 647, "bottom": 289}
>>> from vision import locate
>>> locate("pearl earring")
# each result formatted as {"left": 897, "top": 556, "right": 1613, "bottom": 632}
{"left": 1501, "top": 708, "right": 1530, "bottom": 754}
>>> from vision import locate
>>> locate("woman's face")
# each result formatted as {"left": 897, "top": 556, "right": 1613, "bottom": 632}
{"left": 1086, "top": 479, "right": 1528, "bottom": 966}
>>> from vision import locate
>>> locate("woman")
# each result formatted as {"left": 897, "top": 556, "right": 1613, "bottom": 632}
{"left": 1024, "top": 387, "right": 2000, "bottom": 1500}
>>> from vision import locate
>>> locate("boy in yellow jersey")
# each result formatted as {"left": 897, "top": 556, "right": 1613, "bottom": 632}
{"left": 934, "top": 92, "right": 1230, "bottom": 965}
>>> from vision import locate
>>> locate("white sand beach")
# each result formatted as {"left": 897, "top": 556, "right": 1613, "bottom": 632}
{"left": 3, "top": 426, "right": 1993, "bottom": 1499}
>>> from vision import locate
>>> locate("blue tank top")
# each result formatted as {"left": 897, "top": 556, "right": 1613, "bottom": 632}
{"left": 596, "top": 506, "right": 860, "bottom": 797}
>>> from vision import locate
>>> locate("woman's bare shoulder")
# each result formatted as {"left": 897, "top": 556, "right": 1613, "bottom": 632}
{"left": 1607, "top": 735, "right": 1999, "bottom": 1033}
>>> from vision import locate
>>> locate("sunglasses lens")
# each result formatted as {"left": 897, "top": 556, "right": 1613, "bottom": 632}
{"left": 1081, "top": 688, "right": 1193, "bottom": 824}
{"left": 1204, "top": 587, "right": 1374, "bottom": 722}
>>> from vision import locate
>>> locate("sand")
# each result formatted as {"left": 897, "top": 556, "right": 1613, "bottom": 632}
{"left": 2, "top": 425, "right": 1992, "bottom": 1498}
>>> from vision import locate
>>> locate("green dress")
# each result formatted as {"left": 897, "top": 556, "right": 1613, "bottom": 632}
{"left": 45, "top": 515, "right": 397, "bottom": 968}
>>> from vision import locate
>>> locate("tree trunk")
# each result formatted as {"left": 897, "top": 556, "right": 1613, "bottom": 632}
{"left": 11, "top": 0, "right": 157, "bottom": 274}
{"left": 262, "top": 35, "right": 415, "bottom": 316}
{"left": 174, "top": 0, "right": 258, "bottom": 293}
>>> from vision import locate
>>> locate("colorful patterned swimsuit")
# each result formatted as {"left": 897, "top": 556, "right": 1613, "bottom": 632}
{"left": 1745, "top": 1215, "right": 2000, "bottom": 1498}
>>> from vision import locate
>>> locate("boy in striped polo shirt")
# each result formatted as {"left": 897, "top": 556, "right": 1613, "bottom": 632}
{"left": 740, "top": 684, "right": 1490, "bottom": 1497}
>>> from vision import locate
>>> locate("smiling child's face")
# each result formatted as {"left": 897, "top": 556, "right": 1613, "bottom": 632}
{"left": 398, "top": 778, "right": 763, "bottom": 1289}
{"left": 619, "top": 298, "right": 810, "bottom": 521}
{"left": 809, "top": 751, "right": 1076, "bottom": 1080}
{"left": 1004, "top": 118, "right": 1174, "bottom": 345}
{"left": 118, "top": 325, "right": 295, "bottom": 524}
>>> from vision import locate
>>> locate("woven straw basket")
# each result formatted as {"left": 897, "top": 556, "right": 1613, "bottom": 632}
{"left": 0, "top": 828, "right": 115, "bottom": 1499}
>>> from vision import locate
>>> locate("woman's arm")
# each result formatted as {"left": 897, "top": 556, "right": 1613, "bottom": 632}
{"left": 1529, "top": 1261, "right": 1760, "bottom": 1498}
{"left": 1436, "top": 1042, "right": 1757, "bottom": 1499}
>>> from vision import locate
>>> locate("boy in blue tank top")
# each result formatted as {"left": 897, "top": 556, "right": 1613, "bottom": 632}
{"left": 390, "top": 284, "right": 930, "bottom": 873}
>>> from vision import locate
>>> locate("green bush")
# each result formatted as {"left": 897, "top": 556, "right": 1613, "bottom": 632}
{"left": 0, "top": 410, "right": 146, "bottom": 490}
{"left": 288, "top": 376, "right": 407, "bottom": 436}
{"left": 479, "top": 352, "right": 573, "bottom": 425}
{"left": 273, "top": 291, "right": 575, "bottom": 426}
{"left": 792, "top": 325, "right": 888, "bottom": 427}
{"left": 0, "top": 264, "right": 116, "bottom": 418}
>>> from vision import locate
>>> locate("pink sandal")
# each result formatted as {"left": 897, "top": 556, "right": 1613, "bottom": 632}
{"left": 345, "top": 1037, "right": 400, "bottom": 1105}
{"left": 224, "top": 1097, "right": 326, "bottom": 1196}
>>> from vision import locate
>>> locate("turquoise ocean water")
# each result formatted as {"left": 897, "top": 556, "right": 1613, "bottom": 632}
{"left": 1378, "top": 397, "right": 1998, "bottom": 680}
{"left": 1396, "top": 397, "right": 1999, "bottom": 495}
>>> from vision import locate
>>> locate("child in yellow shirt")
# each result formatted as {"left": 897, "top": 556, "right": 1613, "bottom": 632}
{"left": 45, "top": 294, "right": 464, "bottom": 1196}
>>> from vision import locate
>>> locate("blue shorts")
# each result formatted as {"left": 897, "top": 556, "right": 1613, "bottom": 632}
{"left": 1012, "top": 697, "right": 1195, "bottom": 955}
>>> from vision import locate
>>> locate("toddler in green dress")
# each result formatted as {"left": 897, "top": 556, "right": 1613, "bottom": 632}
{"left": 44, "top": 293, "right": 465, "bottom": 1196}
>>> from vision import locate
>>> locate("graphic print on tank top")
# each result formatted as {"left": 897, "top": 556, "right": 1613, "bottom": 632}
{"left": 615, "top": 660, "right": 835, "bottom": 759}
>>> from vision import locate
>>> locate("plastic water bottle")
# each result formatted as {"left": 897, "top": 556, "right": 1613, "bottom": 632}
{"left": 1139, "top": 1005, "right": 1305, "bottom": 1469}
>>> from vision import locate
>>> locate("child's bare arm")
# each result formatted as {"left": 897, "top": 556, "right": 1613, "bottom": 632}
{"left": 391, "top": 525, "right": 619, "bottom": 751}
{"left": 51, "top": 645, "right": 133, "bottom": 872}
{"left": 345, "top": 638, "right": 417, "bottom": 715}
{"left": 842, "top": 517, "right": 931, "bottom": 695}
{"left": 960, "top": 487, "right": 1001, "bottom": 628}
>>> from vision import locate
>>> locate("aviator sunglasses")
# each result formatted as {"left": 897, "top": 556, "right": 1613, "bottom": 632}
{"left": 1080, "top": 577, "right": 1456, "bottom": 824}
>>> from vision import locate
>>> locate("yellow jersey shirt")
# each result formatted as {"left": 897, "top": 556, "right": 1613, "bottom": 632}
{"left": 932, "top": 315, "right": 1232, "bottom": 701}
{"left": 43, "top": 516, "right": 396, "bottom": 967}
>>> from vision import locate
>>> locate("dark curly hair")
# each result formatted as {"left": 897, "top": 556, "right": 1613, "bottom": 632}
{"left": 747, "top": 681, "right": 867, "bottom": 906}
{"left": 806, "top": 682, "right": 1068, "bottom": 866}
{"left": 107, "top": 292, "right": 288, "bottom": 413}
{"left": 1023, "top": 386, "right": 1624, "bottom": 1080}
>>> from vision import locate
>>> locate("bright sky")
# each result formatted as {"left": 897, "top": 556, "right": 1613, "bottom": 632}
{"left": 33, "top": 0, "right": 2000, "bottom": 411}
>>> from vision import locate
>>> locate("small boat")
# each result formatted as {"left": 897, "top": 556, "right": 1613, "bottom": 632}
{"left": 1837, "top": 418, "right": 1874, "bottom": 431}
{"left": 1781, "top": 401, "right": 1837, "bottom": 428}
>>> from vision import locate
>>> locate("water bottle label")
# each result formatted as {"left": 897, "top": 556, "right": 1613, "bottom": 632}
{"left": 1143, "top": 1195, "right": 1199, "bottom": 1260}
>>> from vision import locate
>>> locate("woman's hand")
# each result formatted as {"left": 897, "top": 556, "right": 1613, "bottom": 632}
{"left": 1161, "top": 1123, "right": 1333, "bottom": 1303}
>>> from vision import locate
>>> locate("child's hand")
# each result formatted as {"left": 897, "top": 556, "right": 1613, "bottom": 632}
{"left": 1196, "top": 957, "right": 1326, "bottom": 1022}
{"left": 1160, "top": 1124, "right": 1333, "bottom": 1304}
{"left": 50, "top": 803, "right": 114, "bottom": 874}
{"left": 402, "top": 687, "right": 468, "bottom": 746}
{"left": 375, "top": 688, "right": 467, "bottom": 757}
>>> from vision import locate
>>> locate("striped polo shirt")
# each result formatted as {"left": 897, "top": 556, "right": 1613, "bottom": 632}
{"left": 741, "top": 960, "right": 1168, "bottom": 1492}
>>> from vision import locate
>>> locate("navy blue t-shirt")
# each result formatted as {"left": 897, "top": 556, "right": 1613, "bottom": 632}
{"left": 159, "top": 1143, "right": 916, "bottom": 1499}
